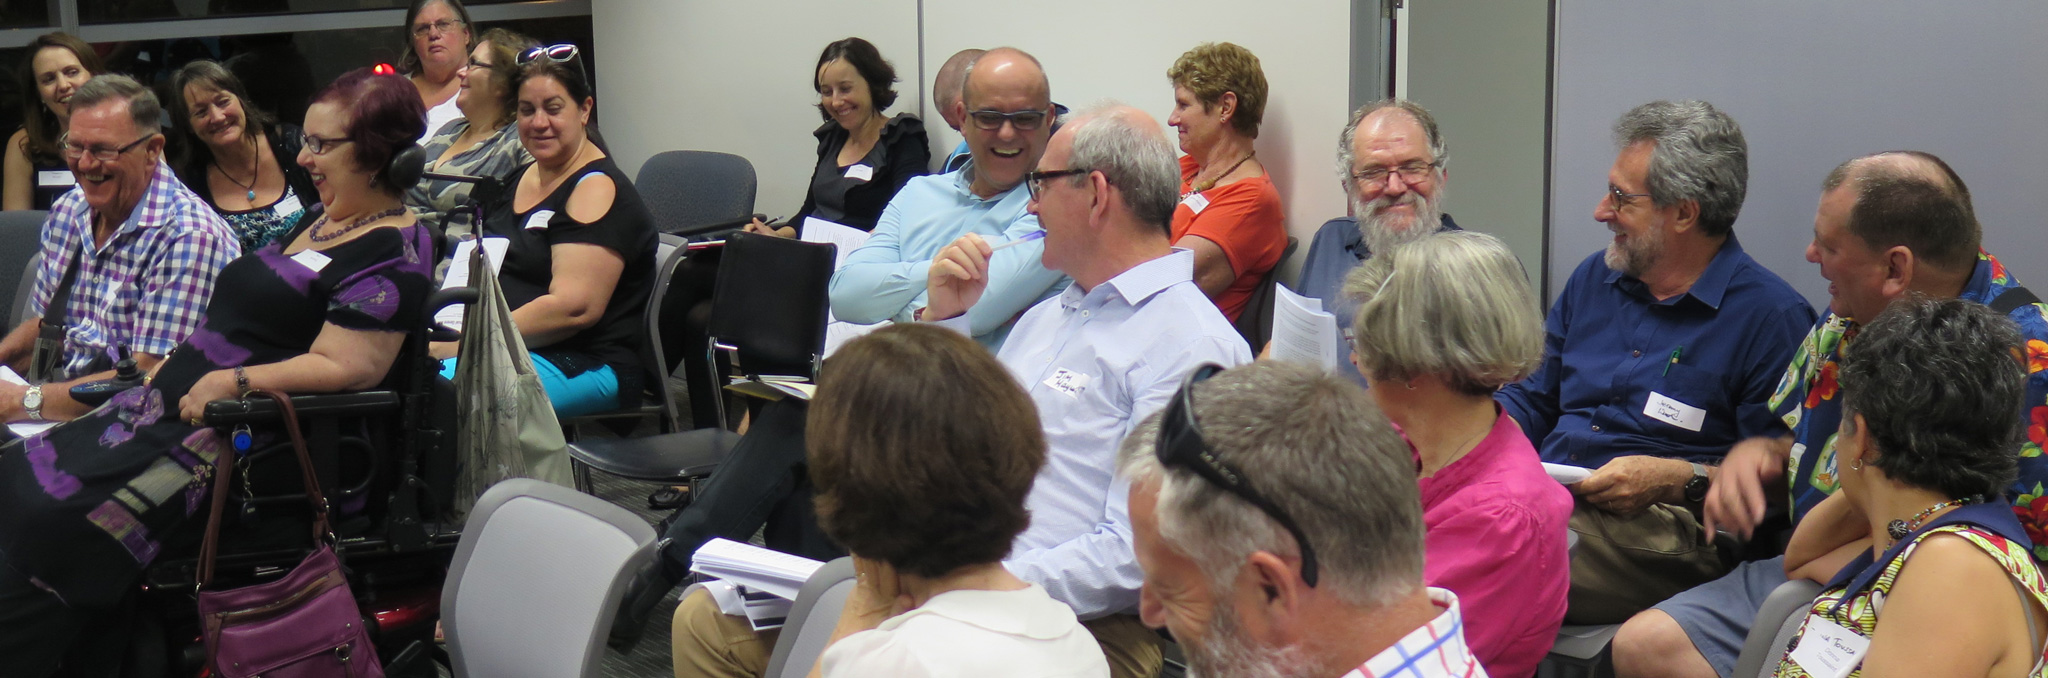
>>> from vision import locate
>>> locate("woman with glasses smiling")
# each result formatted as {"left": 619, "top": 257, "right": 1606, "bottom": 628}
{"left": 400, "top": 0, "right": 475, "bottom": 145}
{"left": 747, "top": 37, "right": 928, "bottom": 237}
{"left": 408, "top": 27, "right": 537, "bottom": 240}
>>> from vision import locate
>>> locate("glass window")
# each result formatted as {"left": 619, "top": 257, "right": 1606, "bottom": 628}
{"left": 3, "top": 1, "right": 56, "bottom": 28}
{"left": 80, "top": 0, "right": 537, "bottom": 25}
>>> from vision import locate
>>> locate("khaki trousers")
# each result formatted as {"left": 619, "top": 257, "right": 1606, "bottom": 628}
{"left": 1564, "top": 501, "right": 1734, "bottom": 625}
{"left": 670, "top": 588, "right": 1162, "bottom": 678}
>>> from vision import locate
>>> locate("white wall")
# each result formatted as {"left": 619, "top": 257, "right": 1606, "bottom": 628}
{"left": 596, "top": 0, "right": 1356, "bottom": 275}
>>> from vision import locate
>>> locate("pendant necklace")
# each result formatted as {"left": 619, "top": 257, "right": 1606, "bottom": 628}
{"left": 1188, "top": 151, "right": 1255, "bottom": 196}
{"left": 1886, "top": 495, "right": 1981, "bottom": 548}
{"left": 214, "top": 142, "right": 260, "bottom": 202}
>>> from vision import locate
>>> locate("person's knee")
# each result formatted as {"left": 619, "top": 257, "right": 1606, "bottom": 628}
{"left": 1613, "top": 609, "right": 1714, "bottom": 678}
{"left": 670, "top": 589, "right": 773, "bottom": 678}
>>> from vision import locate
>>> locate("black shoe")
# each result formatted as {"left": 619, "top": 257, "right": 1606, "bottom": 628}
{"left": 647, "top": 485, "right": 691, "bottom": 511}
{"left": 607, "top": 551, "right": 680, "bottom": 653}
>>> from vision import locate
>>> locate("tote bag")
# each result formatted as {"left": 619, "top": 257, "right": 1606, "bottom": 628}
{"left": 451, "top": 243, "right": 569, "bottom": 516}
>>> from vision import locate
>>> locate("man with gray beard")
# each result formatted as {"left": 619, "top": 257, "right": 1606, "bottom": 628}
{"left": 1296, "top": 99, "right": 1460, "bottom": 387}
{"left": 1121, "top": 361, "right": 1486, "bottom": 678}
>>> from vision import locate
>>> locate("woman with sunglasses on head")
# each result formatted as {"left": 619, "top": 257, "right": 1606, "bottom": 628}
{"left": 5, "top": 32, "right": 105, "bottom": 211}
{"left": 0, "top": 67, "right": 435, "bottom": 676}
{"left": 1164, "top": 42, "right": 1284, "bottom": 322}
{"left": 1340, "top": 230, "right": 1571, "bottom": 678}
{"left": 746, "top": 37, "right": 929, "bottom": 237}
{"left": 400, "top": 0, "right": 475, "bottom": 144}
{"left": 170, "top": 60, "right": 319, "bottom": 252}
{"left": 433, "top": 44, "right": 655, "bottom": 418}
{"left": 407, "top": 27, "right": 537, "bottom": 239}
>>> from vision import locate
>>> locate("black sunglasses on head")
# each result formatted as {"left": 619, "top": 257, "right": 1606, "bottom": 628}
{"left": 1155, "top": 363, "right": 1321, "bottom": 587}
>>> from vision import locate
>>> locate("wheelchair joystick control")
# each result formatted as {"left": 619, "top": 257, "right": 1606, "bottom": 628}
{"left": 68, "top": 344, "right": 149, "bottom": 408}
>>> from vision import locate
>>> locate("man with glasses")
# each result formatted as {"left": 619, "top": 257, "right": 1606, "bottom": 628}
{"left": 1297, "top": 99, "right": 1461, "bottom": 387}
{"left": 1120, "top": 361, "right": 1486, "bottom": 678}
{"left": 830, "top": 46, "right": 1068, "bottom": 350}
{"left": 1493, "top": 100, "right": 1813, "bottom": 625}
{"left": 0, "top": 75, "right": 237, "bottom": 428}
{"left": 922, "top": 103, "right": 1251, "bottom": 678}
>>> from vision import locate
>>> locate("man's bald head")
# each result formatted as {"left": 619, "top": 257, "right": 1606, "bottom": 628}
{"left": 1822, "top": 150, "right": 1981, "bottom": 273}
{"left": 962, "top": 47, "right": 1051, "bottom": 111}
{"left": 935, "top": 48, "right": 986, "bottom": 131}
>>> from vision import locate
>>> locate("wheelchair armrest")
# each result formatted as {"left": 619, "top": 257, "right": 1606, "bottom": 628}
{"left": 202, "top": 391, "right": 402, "bottom": 426}
{"left": 425, "top": 287, "right": 477, "bottom": 343}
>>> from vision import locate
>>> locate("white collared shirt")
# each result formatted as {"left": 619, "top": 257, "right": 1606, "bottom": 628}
{"left": 820, "top": 584, "right": 1109, "bottom": 678}
{"left": 1344, "top": 588, "right": 1490, "bottom": 678}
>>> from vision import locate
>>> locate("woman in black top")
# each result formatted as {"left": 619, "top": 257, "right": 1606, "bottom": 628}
{"left": 748, "top": 37, "right": 929, "bottom": 236}
{"left": 171, "top": 60, "right": 320, "bottom": 252}
{"left": 433, "top": 45, "right": 654, "bottom": 417}
{"left": 4, "top": 32, "right": 104, "bottom": 211}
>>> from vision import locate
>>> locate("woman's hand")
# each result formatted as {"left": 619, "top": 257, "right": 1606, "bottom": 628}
{"left": 177, "top": 369, "right": 243, "bottom": 425}
{"left": 742, "top": 217, "right": 770, "bottom": 234}
{"left": 429, "top": 341, "right": 459, "bottom": 361}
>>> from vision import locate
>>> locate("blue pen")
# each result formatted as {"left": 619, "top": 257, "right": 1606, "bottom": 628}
{"left": 989, "top": 230, "right": 1046, "bottom": 252}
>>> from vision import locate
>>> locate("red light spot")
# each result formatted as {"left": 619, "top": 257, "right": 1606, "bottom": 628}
{"left": 373, "top": 63, "right": 396, "bottom": 75}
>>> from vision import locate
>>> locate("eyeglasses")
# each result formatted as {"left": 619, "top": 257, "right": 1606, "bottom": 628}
{"left": 411, "top": 18, "right": 465, "bottom": 38}
{"left": 1024, "top": 168, "right": 1091, "bottom": 201}
{"left": 1608, "top": 185, "right": 1653, "bottom": 209}
{"left": 59, "top": 132, "right": 156, "bottom": 161}
{"left": 518, "top": 44, "right": 580, "bottom": 66}
{"left": 299, "top": 132, "right": 352, "bottom": 156}
{"left": 465, "top": 58, "right": 493, "bottom": 71}
{"left": 968, "top": 108, "right": 1050, "bottom": 132}
{"left": 1351, "top": 161, "right": 1439, "bottom": 187}
{"left": 1155, "top": 364, "right": 1321, "bottom": 587}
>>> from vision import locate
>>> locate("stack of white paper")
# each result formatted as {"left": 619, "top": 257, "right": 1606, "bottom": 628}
{"left": 0, "top": 366, "right": 57, "bottom": 439}
{"left": 802, "top": 217, "right": 888, "bottom": 358}
{"left": 1542, "top": 462, "right": 1593, "bottom": 485}
{"left": 1268, "top": 284, "right": 1342, "bottom": 373}
{"left": 697, "top": 579, "right": 798, "bottom": 631}
{"left": 434, "top": 237, "right": 509, "bottom": 332}
{"left": 725, "top": 375, "right": 817, "bottom": 401}
{"left": 689, "top": 537, "right": 826, "bottom": 601}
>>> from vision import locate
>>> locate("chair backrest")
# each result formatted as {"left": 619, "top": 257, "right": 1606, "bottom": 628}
{"left": 442, "top": 478, "right": 657, "bottom": 678}
{"left": 762, "top": 557, "right": 859, "bottom": 678}
{"left": 1232, "top": 235, "right": 1299, "bottom": 353}
{"left": 1, "top": 210, "right": 48, "bottom": 328}
{"left": 637, "top": 234, "right": 689, "bottom": 426}
{"left": 709, "top": 231, "right": 836, "bottom": 379}
{"left": 636, "top": 150, "right": 757, "bottom": 236}
{"left": 1731, "top": 578, "right": 1825, "bottom": 678}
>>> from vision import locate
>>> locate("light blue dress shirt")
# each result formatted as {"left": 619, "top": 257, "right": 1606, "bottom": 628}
{"left": 830, "top": 162, "right": 1068, "bottom": 349}
{"left": 942, "top": 249, "right": 1252, "bottom": 618}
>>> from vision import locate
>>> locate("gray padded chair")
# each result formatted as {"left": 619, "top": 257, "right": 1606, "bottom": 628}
{"left": 0, "top": 210, "right": 48, "bottom": 327}
{"left": 761, "top": 557, "right": 858, "bottom": 678}
{"left": 1540, "top": 529, "right": 1625, "bottom": 678}
{"left": 11, "top": 252, "right": 36, "bottom": 329}
{"left": 442, "top": 478, "right": 658, "bottom": 678}
{"left": 1729, "top": 578, "right": 1825, "bottom": 678}
{"left": 636, "top": 150, "right": 757, "bottom": 236}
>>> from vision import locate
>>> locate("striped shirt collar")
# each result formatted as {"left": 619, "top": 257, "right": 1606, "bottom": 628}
{"left": 1345, "top": 587, "right": 1488, "bottom": 678}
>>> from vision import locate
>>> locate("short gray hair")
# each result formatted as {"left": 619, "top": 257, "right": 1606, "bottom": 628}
{"left": 1612, "top": 100, "right": 1746, "bottom": 237}
{"left": 1118, "top": 362, "right": 1425, "bottom": 608}
{"left": 70, "top": 74, "right": 162, "bottom": 136}
{"left": 1336, "top": 99, "right": 1446, "bottom": 187}
{"left": 1066, "top": 102, "right": 1180, "bottom": 237}
{"left": 1343, "top": 230, "right": 1543, "bottom": 395}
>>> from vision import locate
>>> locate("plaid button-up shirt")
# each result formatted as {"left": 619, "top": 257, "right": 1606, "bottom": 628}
{"left": 27, "top": 162, "right": 239, "bottom": 380}
{"left": 1348, "top": 588, "right": 1489, "bottom": 678}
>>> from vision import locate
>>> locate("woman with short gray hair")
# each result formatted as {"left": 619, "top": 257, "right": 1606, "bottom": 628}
{"left": 1342, "top": 229, "right": 1572, "bottom": 678}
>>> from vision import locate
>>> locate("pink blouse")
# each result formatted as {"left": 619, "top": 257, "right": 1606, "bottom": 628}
{"left": 1416, "top": 409, "right": 1574, "bottom": 678}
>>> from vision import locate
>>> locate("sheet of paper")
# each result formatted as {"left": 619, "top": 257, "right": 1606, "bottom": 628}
{"left": 823, "top": 321, "right": 885, "bottom": 358}
{"left": 1542, "top": 462, "right": 1593, "bottom": 485}
{"left": 800, "top": 217, "right": 871, "bottom": 273}
{"left": 1268, "top": 284, "right": 1341, "bottom": 373}
{"left": 1, "top": 366, "right": 59, "bottom": 439}
{"left": 434, "top": 237, "right": 510, "bottom": 332}
{"left": 689, "top": 538, "right": 825, "bottom": 601}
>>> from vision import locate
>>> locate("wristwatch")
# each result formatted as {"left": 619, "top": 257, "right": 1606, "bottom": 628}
{"left": 1684, "top": 462, "right": 1711, "bottom": 503}
{"left": 22, "top": 385, "right": 43, "bottom": 421}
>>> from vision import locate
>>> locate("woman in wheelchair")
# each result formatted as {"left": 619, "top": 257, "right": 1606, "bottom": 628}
{"left": 430, "top": 44, "right": 656, "bottom": 418}
{"left": 0, "top": 67, "right": 435, "bottom": 676}
{"left": 1775, "top": 297, "right": 2048, "bottom": 678}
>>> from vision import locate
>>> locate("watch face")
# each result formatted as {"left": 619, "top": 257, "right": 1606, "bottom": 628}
{"left": 22, "top": 387, "right": 40, "bottom": 409}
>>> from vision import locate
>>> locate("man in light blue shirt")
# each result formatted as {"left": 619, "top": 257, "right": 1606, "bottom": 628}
{"left": 829, "top": 47, "right": 1067, "bottom": 350}
{"left": 927, "top": 103, "right": 1251, "bottom": 678}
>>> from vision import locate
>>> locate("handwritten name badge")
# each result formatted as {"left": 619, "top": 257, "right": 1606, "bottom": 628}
{"left": 1043, "top": 368, "right": 1092, "bottom": 399}
{"left": 1644, "top": 391, "right": 1707, "bottom": 432}
{"left": 289, "top": 248, "right": 332, "bottom": 273}
{"left": 1786, "top": 616, "right": 1868, "bottom": 678}
{"left": 273, "top": 194, "right": 303, "bottom": 218}
{"left": 37, "top": 170, "right": 75, "bottom": 188}
{"left": 1180, "top": 192, "right": 1210, "bottom": 214}
{"left": 525, "top": 209, "right": 556, "bottom": 231}
{"left": 844, "top": 163, "right": 875, "bottom": 182}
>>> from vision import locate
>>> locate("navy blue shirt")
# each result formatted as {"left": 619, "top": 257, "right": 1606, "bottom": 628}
{"left": 1496, "top": 236, "right": 1815, "bottom": 469}
{"left": 1295, "top": 213, "right": 1461, "bottom": 388}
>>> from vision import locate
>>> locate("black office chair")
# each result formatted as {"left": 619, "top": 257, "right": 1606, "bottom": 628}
{"left": 1232, "top": 235, "right": 1299, "bottom": 353}
{"left": 1, "top": 210, "right": 49, "bottom": 327}
{"left": 561, "top": 233, "right": 690, "bottom": 437}
{"left": 636, "top": 150, "right": 758, "bottom": 237}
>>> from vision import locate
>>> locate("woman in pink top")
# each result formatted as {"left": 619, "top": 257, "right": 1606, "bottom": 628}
{"left": 1342, "top": 230, "right": 1573, "bottom": 678}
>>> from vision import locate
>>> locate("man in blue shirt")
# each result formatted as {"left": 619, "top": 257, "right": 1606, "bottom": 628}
{"left": 1494, "top": 100, "right": 1814, "bottom": 624}
{"left": 1611, "top": 151, "right": 2048, "bottom": 678}
{"left": 1296, "top": 99, "right": 1460, "bottom": 386}
{"left": 830, "top": 47, "right": 1067, "bottom": 350}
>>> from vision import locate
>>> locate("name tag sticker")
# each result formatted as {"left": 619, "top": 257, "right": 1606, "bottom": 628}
{"left": 1787, "top": 616, "right": 1868, "bottom": 678}
{"left": 289, "top": 249, "right": 332, "bottom": 273}
{"left": 273, "top": 194, "right": 303, "bottom": 218}
{"left": 1644, "top": 391, "right": 1707, "bottom": 432}
{"left": 524, "top": 209, "right": 556, "bottom": 231}
{"left": 1043, "top": 368, "right": 1092, "bottom": 399}
{"left": 37, "top": 170, "right": 74, "bottom": 188}
{"left": 1180, "top": 192, "right": 1210, "bottom": 214}
{"left": 844, "top": 164, "right": 875, "bottom": 182}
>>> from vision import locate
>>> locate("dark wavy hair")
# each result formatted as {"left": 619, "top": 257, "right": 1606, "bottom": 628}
{"left": 15, "top": 32, "right": 106, "bottom": 165}
{"left": 813, "top": 37, "right": 899, "bottom": 122}
{"left": 512, "top": 52, "right": 606, "bottom": 152}
{"left": 398, "top": 0, "right": 475, "bottom": 77}
{"left": 1840, "top": 294, "right": 2025, "bottom": 501}
{"left": 807, "top": 323, "right": 1044, "bottom": 579}
{"left": 309, "top": 67, "right": 426, "bottom": 195}
{"left": 169, "top": 60, "right": 278, "bottom": 169}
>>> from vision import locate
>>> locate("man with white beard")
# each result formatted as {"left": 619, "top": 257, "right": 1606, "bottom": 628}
{"left": 1296, "top": 99, "right": 1459, "bottom": 387}
{"left": 1120, "top": 361, "right": 1486, "bottom": 678}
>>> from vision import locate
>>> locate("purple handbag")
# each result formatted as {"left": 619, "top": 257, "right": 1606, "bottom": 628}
{"left": 194, "top": 389, "right": 385, "bottom": 678}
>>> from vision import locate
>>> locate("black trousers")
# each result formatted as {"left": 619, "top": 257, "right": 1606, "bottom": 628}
{"left": 0, "top": 566, "right": 137, "bottom": 678}
{"left": 654, "top": 398, "right": 844, "bottom": 582}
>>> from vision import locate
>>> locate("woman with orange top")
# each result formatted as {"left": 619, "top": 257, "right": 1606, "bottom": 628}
{"left": 1165, "top": 42, "right": 1286, "bottom": 322}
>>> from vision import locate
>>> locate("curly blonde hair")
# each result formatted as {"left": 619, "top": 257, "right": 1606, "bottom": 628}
{"left": 1166, "top": 42, "right": 1268, "bottom": 138}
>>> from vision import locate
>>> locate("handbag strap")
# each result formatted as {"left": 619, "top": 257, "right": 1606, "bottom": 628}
{"left": 196, "top": 388, "right": 333, "bottom": 588}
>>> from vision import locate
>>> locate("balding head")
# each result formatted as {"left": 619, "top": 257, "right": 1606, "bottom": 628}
{"left": 935, "top": 48, "right": 986, "bottom": 131}
{"left": 958, "top": 47, "right": 1053, "bottom": 199}
{"left": 962, "top": 47, "right": 1051, "bottom": 112}
{"left": 1821, "top": 150, "right": 1981, "bottom": 274}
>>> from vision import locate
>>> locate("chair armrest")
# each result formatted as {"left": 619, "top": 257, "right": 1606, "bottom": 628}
{"left": 425, "top": 287, "right": 478, "bottom": 343}
{"left": 202, "top": 391, "right": 402, "bottom": 426}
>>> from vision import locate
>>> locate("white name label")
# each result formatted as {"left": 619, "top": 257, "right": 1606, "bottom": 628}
{"left": 273, "top": 193, "right": 303, "bottom": 218}
{"left": 843, "top": 163, "right": 875, "bottom": 182}
{"left": 1644, "top": 391, "right": 1707, "bottom": 432}
{"left": 37, "top": 170, "right": 74, "bottom": 188}
{"left": 524, "top": 209, "right": 555, "bottom": 231}
{"left": 289, "top": 248, "right": 332, "bottom": 273}
{"left": 1180, "top": 192, "right": 1210, "bottom": 214}
{"left": 1786, "top": 616, "right": 1868, "bottom": 678}
{"left": 1043, "top": 368, "right": 1092, "bottom": 399}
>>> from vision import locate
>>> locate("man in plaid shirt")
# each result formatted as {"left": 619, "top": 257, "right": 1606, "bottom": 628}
{"left": 0, "top": 75, "right": 237, "bottom": 425}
